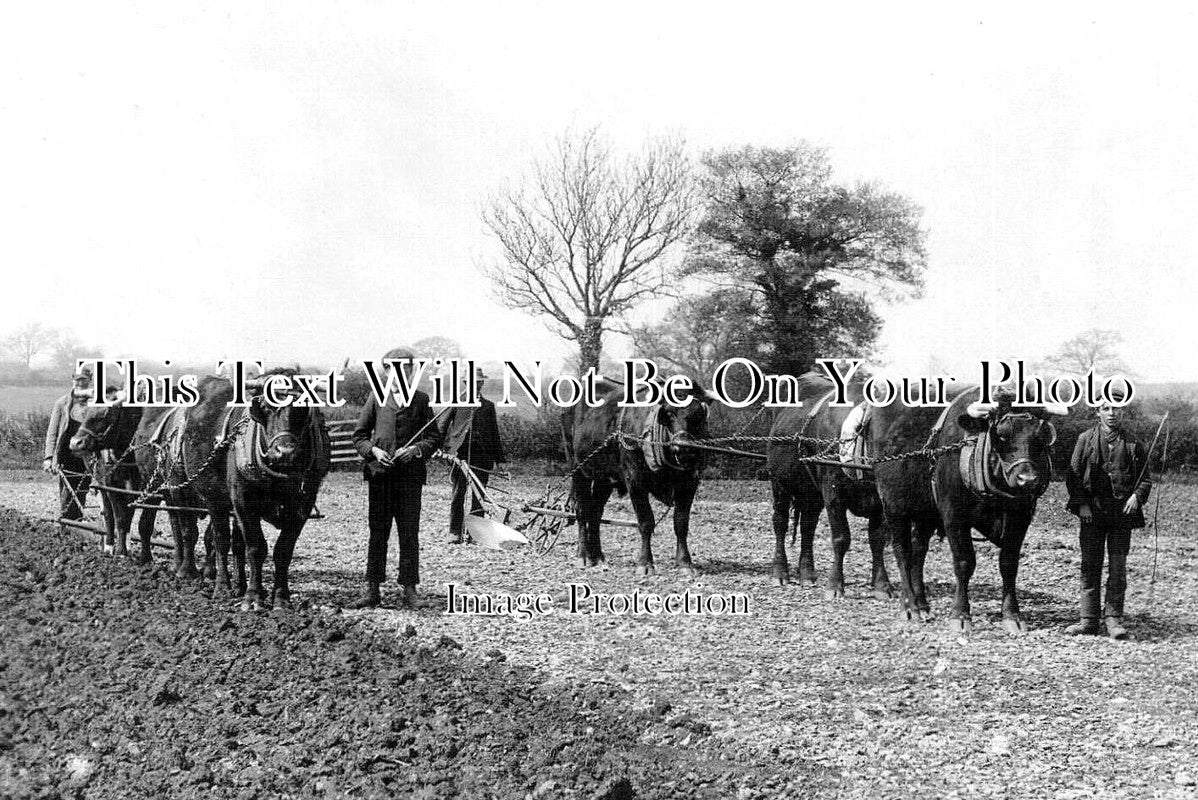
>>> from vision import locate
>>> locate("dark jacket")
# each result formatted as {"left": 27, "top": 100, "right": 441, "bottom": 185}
{"left": 1065, "top": 424, "right": 1152, "bottom": 528}
{"left": 352, "top": 391, "right": 443, "bottom": 483}
{"left": 438, "top": 398, "right": 506, "bottom": 470}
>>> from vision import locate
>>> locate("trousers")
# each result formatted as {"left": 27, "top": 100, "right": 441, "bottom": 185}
{"left": 1079, "top": 518, "right": 1131, "bottom": 619}
{"left": 365, "top": 478, "right": 423, "bottom": 586}
{"left": 449, "top": 466, "right": 489, "bottom": 537}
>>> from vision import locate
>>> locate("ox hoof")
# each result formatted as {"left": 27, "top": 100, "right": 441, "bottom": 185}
{"left": 897, "top": 608, "right": 918, "bottom": 624}
{"left": 203, "top": 566, "right": 217, "bottom": 581}
{"left": 947, "top": 617, "right": 973, "bottom": 635}
{"left": 872, "top": 584, "right": 895, "bottom": 600}
{"left": 239, "top": 595, "right": 265, "bottom": 613}
{"left": 176, "top": 565, "right": 202, "bottom": 580}
{"left": 1002, "top": 617, "right": 1028, "bottom": 636}
{"left": 273, "top": 596, "right": 293, "bottom": 612}
{"left": 771, "top": 567, "right": 789, "bottom": 587}
{"left": 102, "top": 544, "right": 115, "bottom": 556}
{"left": 918, "top": 609, "right": 934, "bottom": 623}
{"left": 824, "top": 585, "right": 845, "bottom": 601}
{"left": 798, "top": 571, "right": 817, "bottom": 588}
{"left": 635, "top": 563, "right": 656, "bottom": 577}
{"left": 211, "top": 583, "right": 233, "bottom": 601}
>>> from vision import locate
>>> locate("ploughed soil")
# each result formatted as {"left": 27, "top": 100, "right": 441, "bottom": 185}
{"left": 0, "top": 501, "right": 807, "bottom": 799}
{"left": 4, "top": 468, "right": 1198, "bottom": 798}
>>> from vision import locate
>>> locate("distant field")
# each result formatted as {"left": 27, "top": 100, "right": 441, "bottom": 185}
{"left": 0, "top": 385, "right": 62, "bottom": 414}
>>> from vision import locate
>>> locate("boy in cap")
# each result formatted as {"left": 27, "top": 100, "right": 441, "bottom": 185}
{"left": 1064, "top": 394, "right": 1152, "bottom": 640}
{"left": 438, "top": 368, "right": 507, "bottom": 543}
{"left": 44, "top": 365, "right": 95, "bottom": 532}
{"left": 349, "top": 347, "right": 443, "bottom": 609}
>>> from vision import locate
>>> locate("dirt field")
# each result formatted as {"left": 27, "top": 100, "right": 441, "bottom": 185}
{"left": 3, "top": 467, "right": 1198, "bottom": 798}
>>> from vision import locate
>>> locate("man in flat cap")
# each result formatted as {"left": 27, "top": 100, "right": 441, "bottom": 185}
{"left": 439, "top": 368, "right": 507, "bottom": 544}
{"left": 44, "top": 364, "right": 95, "bottom": 533}
{"left": 1064, "top": 393, "right": 1152, "bottom": 640}
{"left": 349, "top": 347, "right": 443, "bottom": 609}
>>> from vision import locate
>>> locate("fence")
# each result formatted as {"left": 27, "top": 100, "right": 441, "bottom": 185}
{"left": 325, "top": 418, "right": 360, "bottom": 466}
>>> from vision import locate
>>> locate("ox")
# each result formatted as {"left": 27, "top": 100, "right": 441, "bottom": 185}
{"left": 184, "top": 375, "right": 330, "bottom": 611}
{"left": 868, "top": 386, "right": 1062, "bottom": 634}
{"left": 561, "top": 381, "right": 713, "bottom": 576}
{"left": 766, "top": 373, "right": 891, "bottom": 598}
{"left": 69, "top": 399, "right": 210, "bottom": 577}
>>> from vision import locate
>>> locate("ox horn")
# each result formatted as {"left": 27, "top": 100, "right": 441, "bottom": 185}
{"left": 1040, "top": 403, "right": 1069, "bottom": 416}
{"left": 966, "top": 401, "right": 998, "bottom": 418}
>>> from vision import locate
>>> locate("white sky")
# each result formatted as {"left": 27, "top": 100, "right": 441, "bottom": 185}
{"left": 3, "top": 2, "right": 1196, "bottom": 381}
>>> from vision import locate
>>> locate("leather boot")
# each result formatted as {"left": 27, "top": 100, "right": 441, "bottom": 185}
{"left": 447, "top": 531, "right": 463, "bottom": 544}
{"left": 1105, "top": 616, "right": 1129, "bottom": 641}
{"left": 348, "top": 583, "right": 381, "bottom": 609}
{"left": 398, "top": 583, "right": 418, "bottom": 609}
{"left": 1065, "top": 618, "right": 1100, "bottom": 636}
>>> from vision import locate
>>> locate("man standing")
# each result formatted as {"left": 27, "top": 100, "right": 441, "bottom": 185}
{"left": 1064, "top": 397, "right": 1152, "bottom": 640}
{"left": 44, "top": 365, "right": 94, "bottom": 533}
{"left": 349, "top": 347, "right": 443, "bottom": 609}
{"left": 439, "top": 369, "right": 507, "bottom": 544}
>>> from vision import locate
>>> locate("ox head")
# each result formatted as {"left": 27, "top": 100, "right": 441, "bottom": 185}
{"left": 656, "top": 385, "right": 716, "bottom": 470}
{"left": 958, "top": 395, "right": 1065, "bottom": 493}
{"left": 69, "top": 390, "right": 138, "bottom": 458}
{"left": 247, "top": 376, "right": 312, "bottom": 473}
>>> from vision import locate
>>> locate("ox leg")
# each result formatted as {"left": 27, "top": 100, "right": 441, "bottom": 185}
{"left": 166, "top": 512, "right": 186, "bottom": 574}
{"left": 889, "top": 513, "right": 921, "bottom": 623}
{"left": 202, "top": 520, "right": 216, "bottom": 580}
{"left": 210, "top": 511, "right": 234, "bottom": 599}
{"left": 944, "top": 512, "right": 976, "bottom": 634}
{"left": 999, "top": 510, "right": 1031, "bottom": 635}
{"left": 672, "top": 480, "right": 700, "bottom": 579}
{"left": 136, "top": 507, "right": 157, "bottom": 566}
{"left": 824, "top": 493, "right": 851, "bottom": 600}
{"left": 235, "top": 508, "right": 268, "bottom": 612}
{"left": 176, "top": 511, "right": 202, "bottom": 579}
{"left": 770, "top": 482, "right": 792, "bottom": 586}
{"left": 910, "top": 519, "right": 935, "bottom": 622}
{"left": 271, "top": 517, "right": 305, "bottom": 610}
{"left": 574, "top": 476, "right": 607, "bottom": 568}
{"left": 99, "top": 492, "right": 124, "bottom": 558}
{"left": 866, "top": 514, "right": 894, "bottom": 600}
{"left": 231, "top": 518, "right": 248, "bottom": 597}
{"left": 630, "top": 487, "right": 656, "bottom": 576}
{"left": 114, "top": 494, "right": 137, "bottom": 561}
{"left": 795, "top": 493, "right": 819, "bottom": 587}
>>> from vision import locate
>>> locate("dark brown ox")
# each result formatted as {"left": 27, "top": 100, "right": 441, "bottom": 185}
{"left": 184, "top": 375, "right": 330, "bottom": 611}
{"left": 69, "top": 399, "right": 210, "bottom": 576}
{"left": 561, "top": 382, "right": 714, "bottom": 576}
{"left": 868, "top": 387, "right": 1062, "bottom": 634}
{"left": 766, "top": 373, "right": 890, "bottom": 598}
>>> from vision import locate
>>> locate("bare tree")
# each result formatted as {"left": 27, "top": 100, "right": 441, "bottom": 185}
{"left": 3, "top": 323, "right": 60, "bottom": 369}
{"left": 481, "top": 128, "right": 696, "bottom": 375}
{"left": 51, "top": 333, "right": 103, "bottom": 378}
{"left": 1040, "top": 328, "right": 1135, "bottom": 377}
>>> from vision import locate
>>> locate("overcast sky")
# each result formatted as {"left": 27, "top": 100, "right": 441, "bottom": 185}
{"left": 3, "top": 3, "right": 1196, "bottom": 382}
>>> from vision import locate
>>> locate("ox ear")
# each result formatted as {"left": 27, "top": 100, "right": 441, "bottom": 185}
{"left": 957, "top": 413, "right": 990, "bottom": 434}
{"left": 249, "top": 394, "right": 270, "bottom": 427}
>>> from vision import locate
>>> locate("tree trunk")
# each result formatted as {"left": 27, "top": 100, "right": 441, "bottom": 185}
{"left": 577, "top": 316, "right": 605, "bottom": 376}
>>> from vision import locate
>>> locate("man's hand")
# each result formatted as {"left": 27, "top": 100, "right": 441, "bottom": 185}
{"left": 1123, "top": 495, "right": 1141, "bottom": 515}
{"left": 42, "top": 457, "right": 55, "bottom": 475}
{"left": 370, "top": 446, "right": 394, "bottom": 468}
{"left": 394, "top": 446, "right": 419, "bottom": 463}
{"left": 1079, "top": 503, "right": 1093, "bottom": 523}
